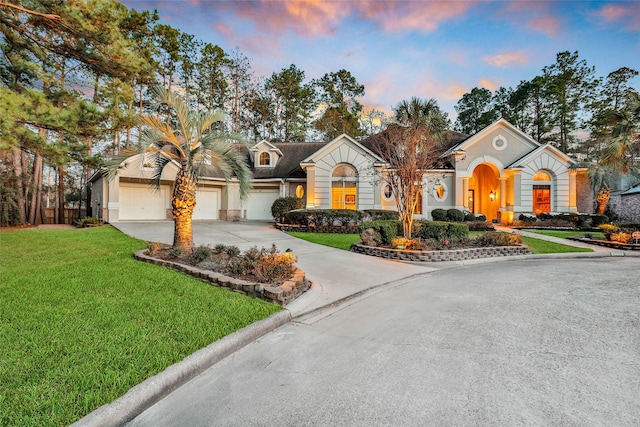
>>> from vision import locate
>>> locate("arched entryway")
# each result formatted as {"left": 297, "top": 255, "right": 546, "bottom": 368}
{"left": 469, "top": 163, "right": 500, "bottom": 221}
{"left": 331, "top": 163, "right": 358, "bottom": 210}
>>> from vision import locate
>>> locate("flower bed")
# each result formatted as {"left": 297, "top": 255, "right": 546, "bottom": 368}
{"left": 350, "top": 242, "right": 530, "bottom": 262}
{"left": 134, "top": 250, "right": 311, "bottom": 306}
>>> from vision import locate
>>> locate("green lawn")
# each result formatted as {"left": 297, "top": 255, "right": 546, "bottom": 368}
{"left": 0, "top": 226, "right": 280, "bottom": 427}
{"left": 522, "top": 229, "right": 605, "bottom": 239}
{"left": 287, "top": 232, "right": 360, "bottom": 250}
{"left": 288, "top": 230, "right": 592, "bottom": 254}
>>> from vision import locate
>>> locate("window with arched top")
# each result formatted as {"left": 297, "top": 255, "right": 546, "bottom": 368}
{"left": 331, "top": 164, "right": 358, "bottom": 210}
{"left": 259, "top": 152, "right": 270, "bottom": 166}
{"left": 533, "top": 170, "right": 552, "bottom": 214}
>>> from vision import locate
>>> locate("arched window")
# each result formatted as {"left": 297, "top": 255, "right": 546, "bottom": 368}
{"left": 331, "top": 164, "right": 357, "bottom": 210}
{"left": 533, "top": 170, "right": 551, "bottom": 214}
{"left": 259, "top": 152, "right": 270, "bottom": 166}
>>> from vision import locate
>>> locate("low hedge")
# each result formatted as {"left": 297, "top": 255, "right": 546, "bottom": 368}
{"left": 446, "top": 208, "right": 465, "bottom": 222}
{"left": 359, "top": 220, "right": 402, "bottom": 245}
{"left": 413, "top": 220, "right": 469, "bottom": 240}
{"left": 280, "top": 209, "right": 398, "bottom": 226}
{"left": 271, "top": 197, "right": 304, "bottom": 221}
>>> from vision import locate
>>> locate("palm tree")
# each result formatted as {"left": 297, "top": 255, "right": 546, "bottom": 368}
{"left": 601, "top": 92, "right": 640, "bottom": 176}
{"left": 114, "top": 85, "right": 251, "bottom": 253}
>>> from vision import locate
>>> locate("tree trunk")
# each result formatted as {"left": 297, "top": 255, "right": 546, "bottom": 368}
{"left": 11, "top": 147, "right": 27, "bottom": 224}
{"left": 172, "top": 167, "right": 197, "bottom": 252}
{"left": 28, "top": 152, "right": 43, "bottom": 225}
{"left": 57, "top": 166, "right": 65, "bottom": 224}
{"left": 596, "top": 188, "right": 610, "bottom": 215}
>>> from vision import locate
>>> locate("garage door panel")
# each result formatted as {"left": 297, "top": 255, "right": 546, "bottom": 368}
{"left": 245, "top": 189, "right": 280, "bottom": 220}
{"left": 119, "top": 184, "right": 169, "bottom": 220}
{"left": 193, "top": 188, "right": 220, "bottom": 220}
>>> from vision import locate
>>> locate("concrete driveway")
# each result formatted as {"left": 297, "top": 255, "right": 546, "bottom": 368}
{"left": 126, "top": 257, "right": 640, "bottom": 426}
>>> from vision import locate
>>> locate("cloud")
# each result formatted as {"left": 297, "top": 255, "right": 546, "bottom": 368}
{"left": 597, "top": 3, "right": 640, "bottom": 32}
{"left": 358, "top": 0, "right": 476, "bottom": 33}
{"left": 482, "top": 51, "right": 529, "bottom": 67}
{"left": 227, "top": 0, "right": 351, "bottom": 37}
{"left": 500, "top": 1, "right": 561, "bottom": 37}
{"left": 477, "top": 78, "right": 499, "bottom": 92}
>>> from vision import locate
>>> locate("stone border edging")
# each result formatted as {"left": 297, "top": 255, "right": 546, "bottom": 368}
{"left": 350, "top": 242, "right": 531, "bottom": 262}
{"left": 70, "top": 310, "right": 292, "bottom": 427}
{"left": 566, "top": 237, "right": 640, "bottom": 251}
{"left": 133, "top": 250, "right": 310, "bottom": 306}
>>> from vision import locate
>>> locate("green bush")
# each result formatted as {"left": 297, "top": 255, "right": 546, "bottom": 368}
{"left": 75, "top": 217, "right": 103, "bottom": 228}
{"left": 282, "top": 209, "right": 362, "bottom": 226}
{"left": 466, "top": 221, "right": 495, "bottom": 231}
{"left": 431, "top": 208, "right": 447, "bottom": 221}
{"left": 518, "top": 213, "right": 537, "bottom": 223}
{"left": 359, "top": 220, "right": 402, "bottom": 245}
{"left": 446, "top": 208, "right": 465, "bottom": 222}
{"left": 413, "top": 221, "right": 469, "bottom": 241}
{"left": 271, "top": 197, "right": 303, "bottom": 221}
{"left": 192, "top": 245, "right": 212, "bottom": 262}
{"left": 475, "top": 214, "right": 487, "bottom": 221}
{"left": 591, "top": 214, "right": 609, "bottom": 227}
{"left": 474, "top": 232, "right": 522, "bottom": 247}
{"left": 362, "top": 209, "right": 399, "bottom": 221}
{"left": 464, "top": 212, "right": 475, "bottom": 222}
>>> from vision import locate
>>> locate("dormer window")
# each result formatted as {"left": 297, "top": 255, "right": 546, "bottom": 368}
{"left": 259, "top": 152, "right": 271, "bottom": 166}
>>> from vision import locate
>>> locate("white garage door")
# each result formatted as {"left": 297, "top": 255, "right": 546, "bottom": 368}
{"left": 245, "top": 188, "right": 280, "bottom": 220}
{"left": 193, "top": 187, "right": 220, "bottom": 220}
{"left": 119, "top": 184, "right": 169, "bottom": 220}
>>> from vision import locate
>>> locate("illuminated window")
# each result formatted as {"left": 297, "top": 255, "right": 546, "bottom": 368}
{"left": 433, "top": 182, "right": 447, "bottom": 201}
{"left": 533, "top": 170, "right": 551, "bottom": 214}
{"left": 331, "top": 164, "right": 357, "bottom": 210}
{"left": 295, "top": 185, "right": 304, "bottom": 198}
{"left": 259, "top": 152, "right": 270, "bottom": 166}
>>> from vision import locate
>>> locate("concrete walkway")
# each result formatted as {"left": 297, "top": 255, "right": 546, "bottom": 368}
{"left": 74, "top": 220, "right": 639, "bottom": 426}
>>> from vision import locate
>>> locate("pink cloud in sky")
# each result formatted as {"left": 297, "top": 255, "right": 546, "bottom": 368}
{"left": 500, "top": 1, "right": 561, "bottom": 37}
{"left": 598, "top": 3, "right": 640, "bottom": 31}
{"left": 477, "top": 78, "right": 499, "bottom": 91}
{"left": 228, "top": 0, "right": 350, "bottom": 37}
{"left": 359, "top": 0, "right": 476, "bottom": 33}
{"left": 482, "top": 51, "right": 529, "bottom": 67}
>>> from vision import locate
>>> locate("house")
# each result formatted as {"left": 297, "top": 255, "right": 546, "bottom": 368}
{"left": 90, "top": 118, "right": 590, "bottom": 224}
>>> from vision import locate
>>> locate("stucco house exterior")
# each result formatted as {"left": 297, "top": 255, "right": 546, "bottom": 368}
{"left": 90, "top": 118, "right": 590, "bottom": 224}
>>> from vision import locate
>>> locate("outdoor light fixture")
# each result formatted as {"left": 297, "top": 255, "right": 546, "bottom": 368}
{"left": 489, "top": 190, "right": 496, "bottom": 202}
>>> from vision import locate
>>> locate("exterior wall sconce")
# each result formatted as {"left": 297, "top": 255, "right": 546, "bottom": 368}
{"left": 489, "top": 190, "right": 496, "bottom": 202}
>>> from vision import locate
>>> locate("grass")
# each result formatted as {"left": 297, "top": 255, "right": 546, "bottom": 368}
{"left": 522, "top": 229, "right": 605, "bottom": 239}
{"left": 0, "top": 226, "right": 280, "bottom": 427}
{"left": 287, "top": 232, "right": 360, "bottom": 250}
{"left": 288, "top": 230, "right": 593, "bottom": 255}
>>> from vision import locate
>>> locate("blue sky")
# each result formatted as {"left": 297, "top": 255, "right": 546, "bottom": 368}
{"left": 122, "top": 0, "right": 640, "bottom": 119}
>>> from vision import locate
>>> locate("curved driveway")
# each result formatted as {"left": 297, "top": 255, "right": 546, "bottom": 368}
{"left": 127, "top": 256, "right": 640, "bottom": 426}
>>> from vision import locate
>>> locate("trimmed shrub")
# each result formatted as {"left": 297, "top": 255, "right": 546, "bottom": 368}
{"left": 281, "top": 209, "right": 362, "bottom": 226}
{"left": 446, "top": 208, "right": 465, "bottom": 222}
{"left": 362, "top": 209, "right": 399, "bottom": 221}
{"left": 466, "top": 221, "right": 495, "bottom": 231}
{"left": 359, "top": 220, "right": 402, "bottom": 245}
{"left": 413, "top": 221, "right": 469, "bottom": 241}
{"left": 474, "top": 232, "right": 522, "bottom": 247}
{"left": 591, "top": 214, "right": 609, "bottom": 227}
{"left": 431, "top": 208, "right": 447, "bottom": 221}
{"left": 464, "top": 212, "right": 476, "bottom": 222}
{"left": 271, "top": 197, "right": 303, "bottom": 221}
{"left": 518, "top": 213, "right": 537, "bottom": 223}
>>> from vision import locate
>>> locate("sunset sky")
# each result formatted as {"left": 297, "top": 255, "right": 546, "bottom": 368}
{"left": 121, "top": 0, "right": 640, "bottom": 119}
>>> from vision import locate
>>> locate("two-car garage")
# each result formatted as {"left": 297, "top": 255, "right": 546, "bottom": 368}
{"left": 117, "top": 183, "right": 222, "bottom": 221}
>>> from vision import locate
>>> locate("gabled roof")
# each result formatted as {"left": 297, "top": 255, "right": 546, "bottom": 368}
{"left": 440, "top": 118, "right": 539, "bottom": 158}
{"left": 507, "top": 143, "right": 575, "bottom": 169}
{"left": 249, "top": 140, "right": 283, "bottom": 157}
{"left": 361, "top": 127, "right": 469, "bottom": 169}
{"left": 301, "top": 133, "right": 385, "bottom": 165}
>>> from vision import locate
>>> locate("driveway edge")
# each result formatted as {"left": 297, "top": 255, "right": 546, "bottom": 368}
{"left": 71, "top": 310, "right": 292, "bottom": 427}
